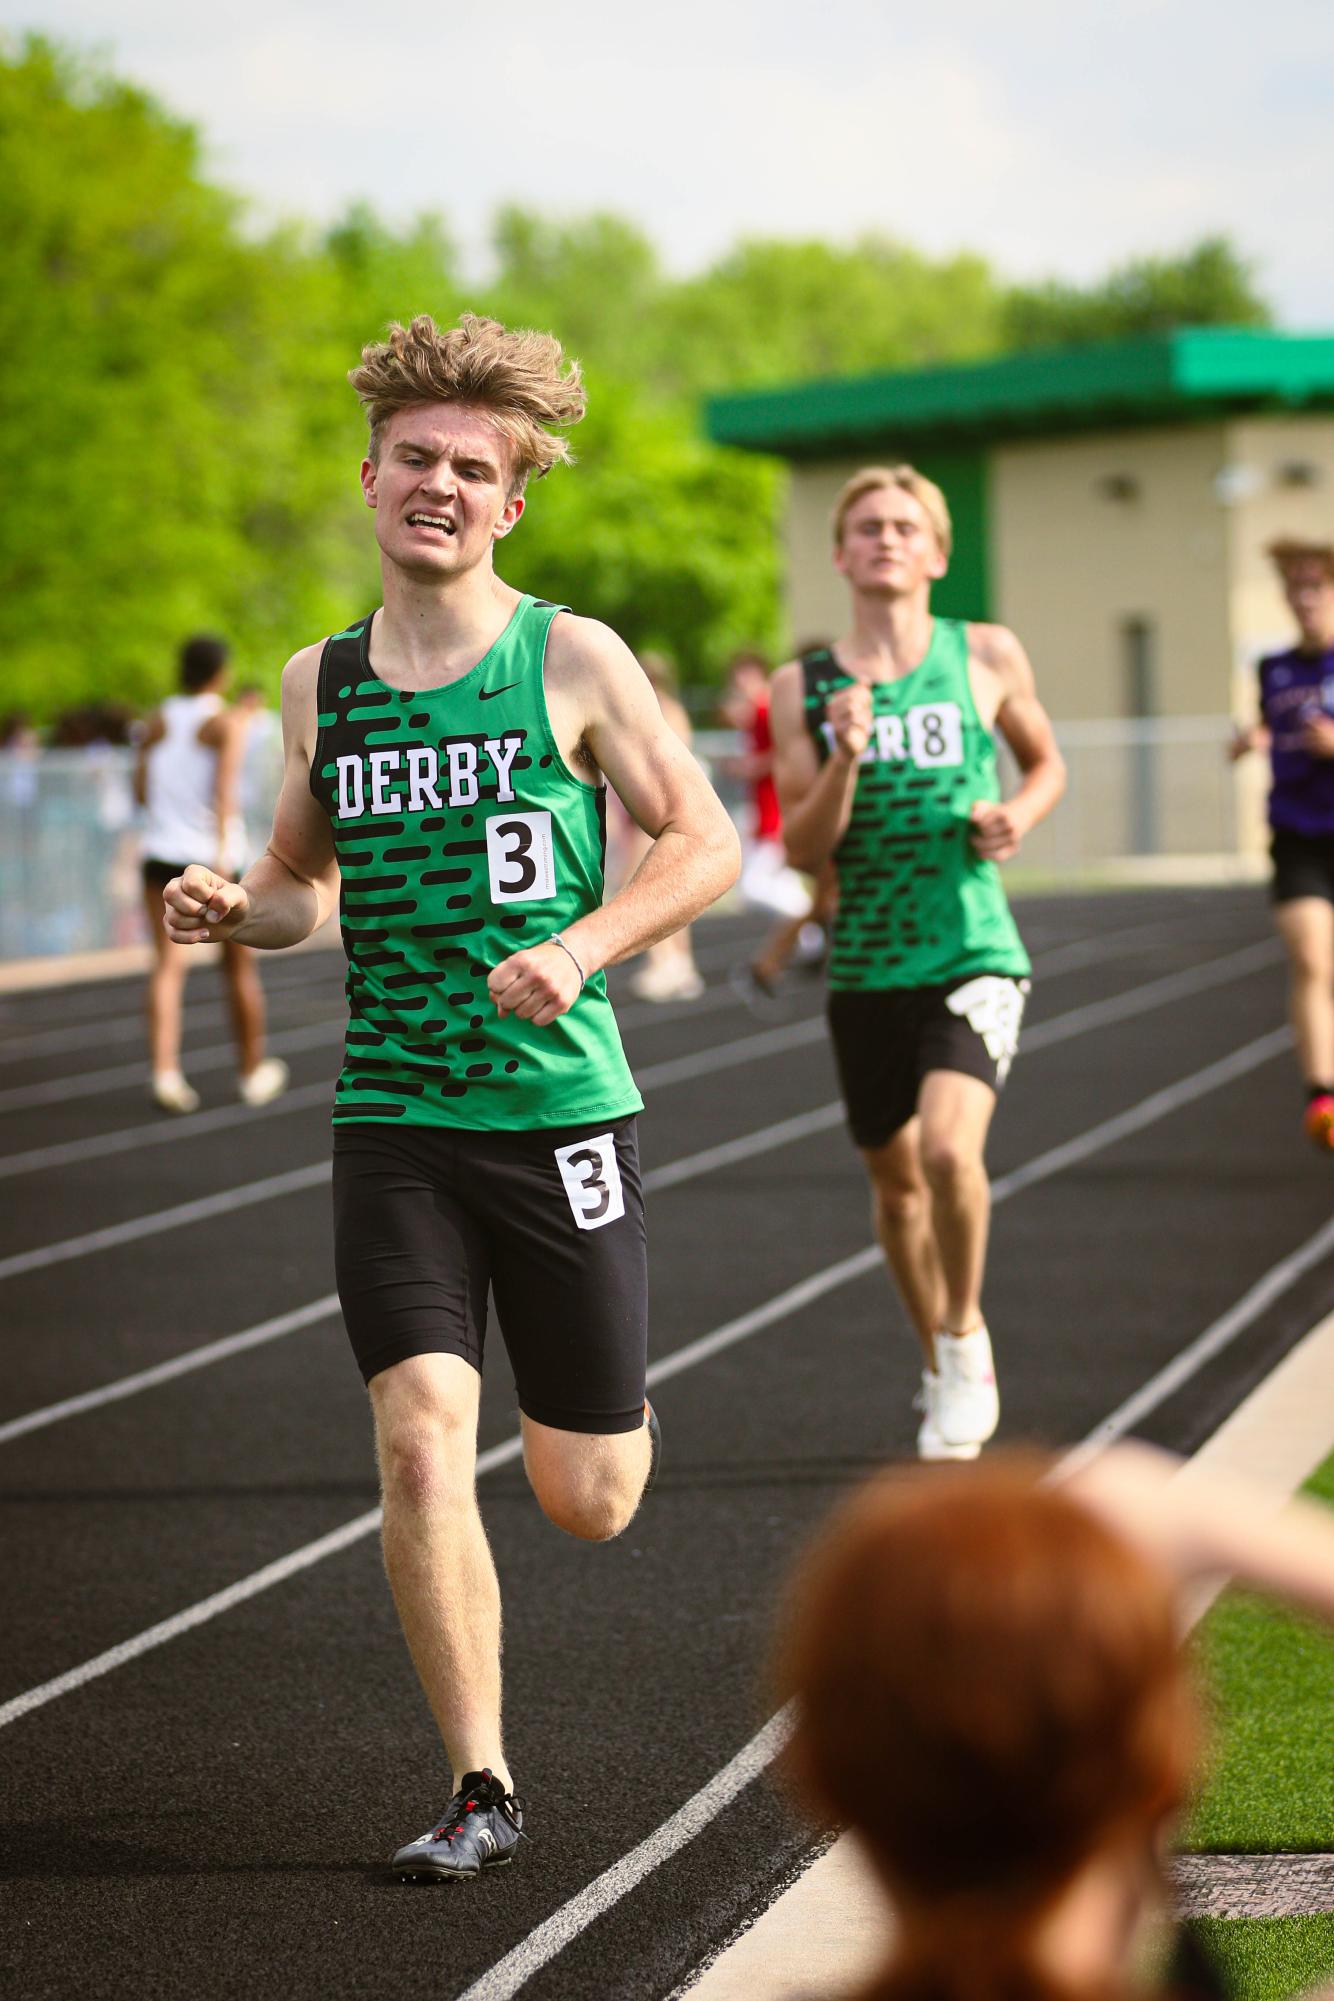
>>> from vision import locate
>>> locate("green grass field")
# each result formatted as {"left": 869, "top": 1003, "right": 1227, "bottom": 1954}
{"left": 1180, "top": 1449, "right": 1334, "bottom": 1996}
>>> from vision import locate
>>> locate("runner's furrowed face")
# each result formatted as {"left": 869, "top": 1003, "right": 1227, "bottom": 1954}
{"left": 361, "top": 405, "right": 524, "bottom": 581}
{"left": 834, "top": 486, "right": 946, "bottom": 599}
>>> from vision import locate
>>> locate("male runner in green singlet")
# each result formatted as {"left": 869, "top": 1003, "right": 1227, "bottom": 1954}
{"left": 163, "top": 315, "right": 740, "bottom": 1876}
{"left": 770, "top": 466, "right": 1065, "bottom": 1461}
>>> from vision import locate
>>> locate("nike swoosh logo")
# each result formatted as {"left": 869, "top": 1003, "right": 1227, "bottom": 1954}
{"left": 478, "top": 682, "right": 521, "bottom": 702}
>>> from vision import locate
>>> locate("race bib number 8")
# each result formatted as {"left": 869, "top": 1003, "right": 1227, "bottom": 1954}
{"left": 487, "top": 811, "right": 556, "bottom": 902}
{"left": 906, "top": 702, "right": 964, "bottom": 769}
{"left": 554, "top": 1133, "right": 625, "bottom": 1231}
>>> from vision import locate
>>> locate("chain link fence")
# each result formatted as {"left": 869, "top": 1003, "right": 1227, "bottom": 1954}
{"left": 0, "top": 718, "right": 1256, "bottom": 962}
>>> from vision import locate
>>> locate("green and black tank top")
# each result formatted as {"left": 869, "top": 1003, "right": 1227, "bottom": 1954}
{"left": 309, "top": 594, "right": 643, "bottom": 1130}
{"left": 802, "top": 618, "right": 1031, "bottom": 992}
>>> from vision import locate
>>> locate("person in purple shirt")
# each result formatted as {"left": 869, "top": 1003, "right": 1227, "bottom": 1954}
{"left": 1232, "top": 537, "right": 1334, "bottom": 1149}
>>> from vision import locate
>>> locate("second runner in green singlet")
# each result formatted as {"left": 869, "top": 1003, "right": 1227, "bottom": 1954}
{"left": 769, "top": 463, "right": 1065, "bottom": 1467}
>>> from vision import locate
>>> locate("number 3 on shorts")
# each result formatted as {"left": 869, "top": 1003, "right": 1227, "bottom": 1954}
{"left": 554, "top": 1133, "right": 625, "bottom": 1231}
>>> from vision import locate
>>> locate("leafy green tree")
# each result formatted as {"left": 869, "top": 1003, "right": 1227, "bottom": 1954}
{"left": 656, "top": 235, "right": 1005, "bottom": 398}
{"left": 0, "top": 34, "right": 1276, "bottom": 720}
{"left": 500, "top": 373, "right": 783, "bottom": 675}
{"left": 486, "top": 208, "right": 664, "bottom": 383}
{"left": 1003, "top": 237, "right": 1270, "bottom": 350}
{"left": 0, "top": 35, "right": 358, "bottom": 714}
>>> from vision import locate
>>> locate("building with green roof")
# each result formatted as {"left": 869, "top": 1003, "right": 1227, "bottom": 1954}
{"left": 706, "top": 329, "right": 1334, "bottom": 866}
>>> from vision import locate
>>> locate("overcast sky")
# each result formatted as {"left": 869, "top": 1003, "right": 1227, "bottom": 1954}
{"left": 11, "top": 0, "right": 1334, "bottom": 322}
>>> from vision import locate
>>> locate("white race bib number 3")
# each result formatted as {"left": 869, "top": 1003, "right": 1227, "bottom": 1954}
{"left": 554, "top": 1133, "right": 625, "bottom": 1232}
{"left": 487, "top": 811, "right": 556, "bottom": 902}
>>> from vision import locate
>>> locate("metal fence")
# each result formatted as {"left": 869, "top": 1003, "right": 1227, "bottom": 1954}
{"left": 0, "top": 718, "right": 1254, "bottom": 963}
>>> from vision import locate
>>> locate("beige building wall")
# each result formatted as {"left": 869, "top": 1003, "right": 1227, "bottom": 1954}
{"left": 989, "top": 424, "right": 1232, "bottom": 720}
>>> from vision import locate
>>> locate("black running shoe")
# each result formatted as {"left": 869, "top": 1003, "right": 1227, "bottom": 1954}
{"left": 644, "top": 1398, "right": 661, "bottom": 1492}
{"left": 391, "top": 1768, "right": 524, "bottom": 1881}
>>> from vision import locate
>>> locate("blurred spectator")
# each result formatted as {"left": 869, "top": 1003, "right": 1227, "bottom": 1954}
{"left": 777, "top": 1447, "right": 1334, "bottom": 2001}
{"left": 135, "top": 635, "right": 288, "bottom": 1114}
{"left": 0, "top": 711, "right": 41, "bottom": 812}
{"left": 723, "top": 648, "right": 831, "bottom": 1006}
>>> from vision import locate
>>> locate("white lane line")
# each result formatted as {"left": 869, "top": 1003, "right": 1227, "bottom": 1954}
{"left": 0, "top": 1163, "right": 334, "bottom": 1285}
{"left": 0, "top": 1422, "right": 520, "bottom": 1733}
{"left": 454, "top": 1182, "right": 1334, "bottom": 2001}
{"left": 0, "top": 994, "right": 760, "bottom": 1167}
{"left": 0, "top": 1110, "right": 851, "bottom": 1442}
{"left": 0, "top": 916, "right": 1239, "bottom": 1120}
{"left": 0, "top": 1014, "right": 834, "bottom": 1275}
{"left": 459, "top": 1708, "right": 798, "bottom": 2001}
{"left": 0, "top": 944, "right": 1286, "bottom": 1276}
{"left": 0, "top": 961, "right": 765, "bottom": 1115}
{"left": 0, "top": 1017, "right": 345, "bottom": 1114}
{"left": 0, "top": 981, "right": 340, "bottom": 1065}
{"left": 1010, "top": 937, "right": 1279, "bottom": 1049}
{"left": 0, "top": 1021, "right": 1296, "bottom": 1734}
{"left": 0, "top": 1082, "right": 333, "bottom": 1182}
{"left": 1055, "top": 1210, "right": 1334, "bottom": 1477}
{"left": 0, "top": 1296, "right": 342, "bottom": 1445}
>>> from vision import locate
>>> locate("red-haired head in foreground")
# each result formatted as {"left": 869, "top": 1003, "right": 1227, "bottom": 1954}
{"left": 777, "top": 1456, "right": 1197, "bottom": 2001}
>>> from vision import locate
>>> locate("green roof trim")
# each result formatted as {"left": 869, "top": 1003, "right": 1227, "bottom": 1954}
{"left": 704, "top": 329, "right": 1334, "bottom": 459}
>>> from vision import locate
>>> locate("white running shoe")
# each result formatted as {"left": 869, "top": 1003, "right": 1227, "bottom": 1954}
{"left": 915, "top": 1372, "right": 981, "bottom": 1461}
{"left": 627, "top": 960, "right": 704, "bottom": 1003}
{"left": 151, "top": 1070, "right": 200, "bottom": 1115}
{"left": 238, "top": 1057, "right": 289, "bottom": 1106}
{"left": 932, "top": 1325, "right": 1000, "bottom": 1450}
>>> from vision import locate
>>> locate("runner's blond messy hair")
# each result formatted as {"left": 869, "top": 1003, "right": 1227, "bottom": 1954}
{"left": 349, "top": 313, "right": 586, "bottom": 494}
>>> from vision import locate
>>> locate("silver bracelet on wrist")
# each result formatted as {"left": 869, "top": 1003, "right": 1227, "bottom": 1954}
{"left": 548, "top": 931, "right": 586, "bottom": 990}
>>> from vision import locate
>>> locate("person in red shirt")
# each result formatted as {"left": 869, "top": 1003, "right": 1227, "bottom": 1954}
{"left": 724, "top": 650, "right": 832, "bottom": 1001}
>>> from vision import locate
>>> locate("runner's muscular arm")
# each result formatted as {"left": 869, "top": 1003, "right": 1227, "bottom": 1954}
{"left": 487, "top": 616, "right": 740, "bottom": 1027}
{"left": 770, "top": 660, "right": 868, "bottom": 872}
{"left": 967, "top": 625, "right": 1066, "bottom": 864}
{"left": 162, "top": 646, "right": 340, "bottom": 949}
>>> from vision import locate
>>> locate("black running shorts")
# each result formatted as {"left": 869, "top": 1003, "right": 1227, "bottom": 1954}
{"left": 331, "top": 1116, "right": 647, "bottom": 1433}
{"left": 1271, "top": 830, "right": 1334, "bottom": 906}
{"left": 142, "top": 858, "right": 188, "bottom": 890}
{"left": 827, "top": 976, "right": 1029, "bottom": 1150}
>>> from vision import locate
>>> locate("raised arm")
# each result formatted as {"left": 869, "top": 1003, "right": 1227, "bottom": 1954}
{"left": 968, "top": 625, "right": 1066, "bottom": 864}
{"left": 162, "top": 645, "right": 340, "bottom": 950}
{"left": 769, "top": 659, "right": 868, "bottom": 872}
{"left": 486, "top": 616, "right": 740, "bottom": 1026}
{"left": 1066, "top": 1439, "right": 1334, "bottom": 1629}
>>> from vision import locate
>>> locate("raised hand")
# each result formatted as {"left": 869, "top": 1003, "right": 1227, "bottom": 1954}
{"left": 827, "top": 683, "right": 873, "bottom": 762}
{"left": 487, "top": 939, "right": 584, "bottom": 1027}
{"left": 969, "top": 800, "right": 1025, "bottom": 864}
{"left": 162, "top": 864, "right": 251, "bottom": 945}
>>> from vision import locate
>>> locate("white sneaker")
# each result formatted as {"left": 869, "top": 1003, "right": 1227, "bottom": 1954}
{"left": 932, "top": 1325, "right": 1000, "bottom": 1450}
{"left": 151, "top": 1070, "right": 200, "bottom": 1115}
{"left": 627, "top": 961, "right": 704, "bottom": 1003}
{"left": 915, "top": 1372, "right": 981, "bottom": 1461}
{"left": 238, "top": 1057, "right": 289, "bottom": 1106}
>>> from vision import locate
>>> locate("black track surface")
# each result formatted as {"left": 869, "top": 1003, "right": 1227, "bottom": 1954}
{"left": 1, "top": 889, "right": 1330, "bottom": 2001}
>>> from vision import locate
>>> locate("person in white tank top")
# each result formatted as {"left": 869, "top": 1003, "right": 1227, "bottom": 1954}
{"left": 135, "top": 636, "right": 288, "bottom": 1113}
